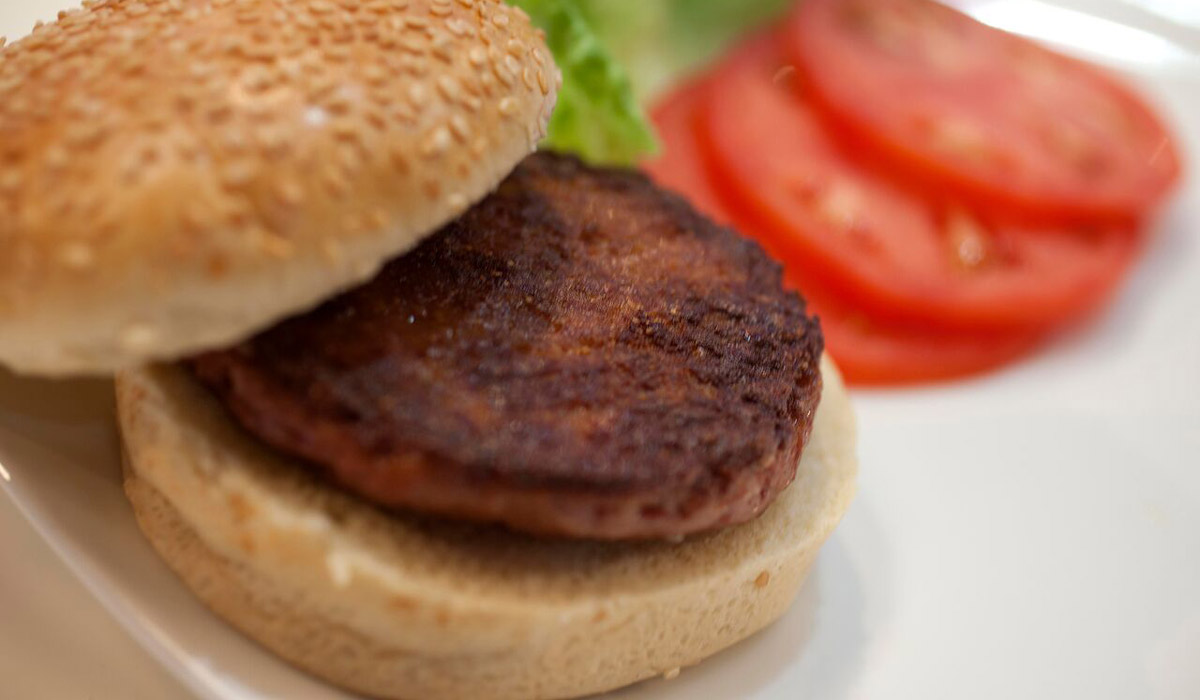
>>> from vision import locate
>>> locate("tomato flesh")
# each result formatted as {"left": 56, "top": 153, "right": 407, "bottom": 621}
{"left": 644, "top": 77, "right": 1045, "bottom": 385}
{"left": 699, "top": 36, "right": 1138, "bottom": 333}
{"left": 790, "top": 273, "right": 1042, "bottom": 385}
{"left": 781, "top": 0, "right": 1181, "bottom": 226}
{"left": 642, "top": 78, "right": 733, "bottom": 226}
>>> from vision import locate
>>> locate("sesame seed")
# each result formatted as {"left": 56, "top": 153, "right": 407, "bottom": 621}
{"left": 321, "top": 238, "right": 344, "bottom": 264}
{"left": 448, "top": 114, "right": 470, "bottom": 142}
{"left": 504, "top": 54, "right": 521, "bottom": 76}
{"left": 59, "top": 242, "right": 95, "bottom": 269}
{"left": 275, "top": 178, "right": 304, "bottom": 206}
{"left": 363, "top": 106, "right": 387, "bottom": 131}
{"left": 430, "top": 32, "right": 454, "bottom": 62}
{"left": 362, "top": 208, "right": 386, "bottom": 230}
{"left": 258, "top": 230, "right": 295, "bottom": 258}
{"left": 459, "top": 73, "right": 481, "bottom": 96}
{"left": 257, "top": 125, "right": 290, "bottom": 156}
{"left": 408, "top": 81, "right": 428, "bottom": 108}
{"left": 221, "top": 159, "right": 257, "bottom": 188}
{"left": 323, "top": 167, "right": 350, "bottom": 195}
{"left": 0, "top": 170, "right": 20, "bottom": 193}
{"left": 323, "top": 43, "right": 352, "bottom": 62}
{"left": 304, "top": 105, "right": 330, "bottom": 127}
{"left": 492, "top": 64, "right": 513, "bottom": 87}
{"left": 399, "top": 34, "right": 427, "bottom": 54}
{"left": 390, "top": 102, "right": 416, "bottom": 124}
{"left": 437, "top": 74, "right": 461, "bottom": 102}
{"left": 341, "top": 212, "right": 365, "bottom": 234}
{"left": 361, "top": 63, "right": 387, "bottom": 84}
{"left": 389, "top": 141, "right": 411, "bottom": 171}
{"left": 325, "top": 90, "right": 355, "bottom": 115}
{"left": 332, "top": 118, "right": 361, "bottom": 142}
{"left": 119, "top": 324, "right": 159, "bottom": 352}
{"left": 478, "top": 70, "right": 495, "bottom": 93}
{"left": 423, "top": 178, "right": 441, "bottom": 199}
{"left": 420, "top": 125, "right": 452, "bottom": 158}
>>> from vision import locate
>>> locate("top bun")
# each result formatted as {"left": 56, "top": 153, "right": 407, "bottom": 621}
{"left": 0, "top": 0, "right": 559, "bottom": 376}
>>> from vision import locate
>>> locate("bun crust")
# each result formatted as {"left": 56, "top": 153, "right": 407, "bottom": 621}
{"left": 0, "top": 0, "right": 558, "bottom": 376}
{"left": 116, "top": 356, "right": 857, "bottom": 700}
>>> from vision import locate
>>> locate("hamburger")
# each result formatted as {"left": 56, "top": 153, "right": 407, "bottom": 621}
{"left": 0, "top": 1, "right": 857, "bottom": 698}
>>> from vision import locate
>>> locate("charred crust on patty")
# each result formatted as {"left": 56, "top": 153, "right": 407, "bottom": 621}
{"left": 190, "top": 152, "right": 824, "bottom": 539}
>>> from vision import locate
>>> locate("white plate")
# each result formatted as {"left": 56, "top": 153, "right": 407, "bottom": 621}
{"left": 2, "top": 1, "right": 1199, "bottom": 699}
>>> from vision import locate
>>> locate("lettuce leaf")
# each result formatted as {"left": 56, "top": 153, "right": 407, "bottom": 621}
{"left": 578, "top": 0, "right": 792, "bottom": 100}
{"left": 511, "top": 0, "right": 792, "bottom": 164}
{"left": 510, "top": 0, "right": 658, "bottom": 165}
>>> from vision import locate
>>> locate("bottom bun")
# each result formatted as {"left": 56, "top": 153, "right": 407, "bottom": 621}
{"left": 115, "top": 356, "right": 857, "bottom": 700}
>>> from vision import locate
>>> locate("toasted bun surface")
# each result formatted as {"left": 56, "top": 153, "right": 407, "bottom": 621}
{"left": 116, "top": 356, "right": 856, "bottom": 700}
{"left": 0, "top": 0, "right": 558, "bottom": 376}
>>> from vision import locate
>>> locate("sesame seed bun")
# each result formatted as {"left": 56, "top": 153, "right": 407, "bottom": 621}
{"left": 115, "top": 355, "right": 857, "bottom": 700}
{"left": 0, "top": 0, "right": 559, "bottom": 376}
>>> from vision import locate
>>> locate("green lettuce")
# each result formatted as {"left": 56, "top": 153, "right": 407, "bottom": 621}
{"left": 510, "top": 0, "right": 658, "bottom": 165}
{"left": 512, "top": 0, "right": 792, "bottom": 164}
{"left": 577, "top": 0, "right": 792, "bottom": 100}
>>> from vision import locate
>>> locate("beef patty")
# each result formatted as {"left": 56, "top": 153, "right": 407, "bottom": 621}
{"left": 190, "top": 152, "right": 824, "bottom": 540}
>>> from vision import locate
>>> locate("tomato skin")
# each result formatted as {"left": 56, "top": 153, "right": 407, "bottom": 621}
{"left": 698, "top": 35, "right": 1140, "bottom": 334}
{"left": 643, "top": 78, "right": 1048, "bottom": 385}
{"left": 642, "top": 77, "right": 733, "bottom": 226}
{"left": 790, "top": 274, "right": 1044, "bottom": 385}
{"left": 781, "top": 0, "right": 1181, "bottom": 227}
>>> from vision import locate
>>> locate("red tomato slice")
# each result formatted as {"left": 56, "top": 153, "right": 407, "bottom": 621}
{"left": 644, "top": 81, "right": 1045, "bottom": 385}
{"left": 782, "top": 0, "right": 1181, "bottom": 226}
{"left": 642, "top": 77, "right": 733, "bottom": 226}
{"left": 699, "top": 35, "right": 1139, "bottom": 333}
{"left": 791, "top": 273, "right": 1043, "bottom": 385}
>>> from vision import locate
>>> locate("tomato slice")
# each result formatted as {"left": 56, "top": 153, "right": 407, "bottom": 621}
{"left": 791, "top": 273, "right": 1042, "bottom": 385}
{"left": 781, "top": 0, "right": 1181, "bottom": 226}
{"left": 699, "top": 35, "right": 1138, "bottom": 333}
{"left": 642, "top": 77, "right": 733, "bottom": 226}
{"left": 644, "top": 80, "right": 1045, "bottom": 385}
